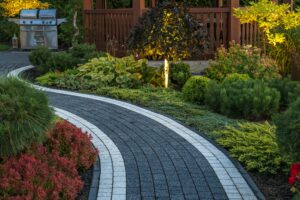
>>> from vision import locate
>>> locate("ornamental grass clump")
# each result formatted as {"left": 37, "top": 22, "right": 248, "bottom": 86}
{"left": 0, "top": 78, "right": 53, "bottom": 157}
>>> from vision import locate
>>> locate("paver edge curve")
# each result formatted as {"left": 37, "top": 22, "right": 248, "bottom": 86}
{"left": 9, "top": 65, "right": 264, "bottom": 200}
{"left": 54, "top": 107, "right": 126, "bottom": 200}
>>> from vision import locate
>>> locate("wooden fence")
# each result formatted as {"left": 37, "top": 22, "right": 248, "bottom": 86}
{"left": 84, "top": 9, "right": 134, "bottom": 56}
{"left": 83, "top": 0, "right": 261, "bottom": 58}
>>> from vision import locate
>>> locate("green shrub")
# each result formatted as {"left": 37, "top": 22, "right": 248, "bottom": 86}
{"left": 77, "top": 55, "right": 148, "bottom": 88}
{"left": 204, "top": 43, "right": 280, "bottom": 81}
{"left": 0, "top": 78, "right": 53, "bottom": 157}
{"left": 29, "top": 47, "right": 52, "bottom": 73}
{"left": 216, "top": 122, "right": 286, "bottom": 174}
{"left": 141, "top": 65, "right": 164, "bottom": 87}
{"left": 182, "top": 76, "right": 210, "bottom": 104}
{"left": 45, "top": 51, "right": 77, "bottom": 72}
{"left": 268, "top": 78, "right": 300, "bottom": 108}
{"left": 275, "top": 98, "right": 300, "bottom": 162}
{"left": 69, "top": 43, "right": 103, "bottom": 63}
{"left": 29, "top": 44, "right": 103, "bottom": 74}
{"left": 36, "top": 55, "right": 163, "bottom": 89}
{"left": 206, "top": 77, "right": 280, "bottom": 120}
{"left": 205, "top": 80, "right": 221, "bottom": 111}
{"left": 205, "top": 74, "right": 249, "bottom": 112}
{"left": 170, "top": 62, "right": 192, "bottom": 88}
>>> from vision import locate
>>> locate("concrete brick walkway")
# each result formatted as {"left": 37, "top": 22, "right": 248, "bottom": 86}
{"left": 1, "top": 52, "right": 262, "bottom": 200}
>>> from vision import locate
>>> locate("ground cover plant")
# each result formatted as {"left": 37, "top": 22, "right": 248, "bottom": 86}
{"left": 0, "top": 43, "right": 9, "bottom": 51}
{"left": 215, "top": 122, "right": 286, "bottom": 174}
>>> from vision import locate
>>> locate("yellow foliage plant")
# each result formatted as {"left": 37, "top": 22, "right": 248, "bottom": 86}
{"left": 234, "top": 0, "right": 300, "bottom": 46}
{"left": 0, "top": 0, "right": 49, "bottom": 17}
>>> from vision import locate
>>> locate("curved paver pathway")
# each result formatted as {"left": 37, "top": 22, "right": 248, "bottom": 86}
{"left": 1, "top": 52, "right": 263, "bottom": 200}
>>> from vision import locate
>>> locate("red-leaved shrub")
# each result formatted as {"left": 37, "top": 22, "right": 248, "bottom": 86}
{"left": 0, "top": 121, "right": 98, "bottom": 200}
{"left": 289, "top": 162, "right": 300, "bottom": 193}
{"left": 46, "top": 121, "right": 98, "bottom": 171}
{"left": 0, "top": 154, "right": 83, "bottom": 200}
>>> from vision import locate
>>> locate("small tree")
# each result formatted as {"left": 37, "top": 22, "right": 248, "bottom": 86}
{"left": 234, "top": 0, "right": 300, "bottom": 79}
{"left": 128, "top": 1, "right": 206, "bottom": 88}
{"left": 0, "top": 0, "right": 49, "bottom": 17}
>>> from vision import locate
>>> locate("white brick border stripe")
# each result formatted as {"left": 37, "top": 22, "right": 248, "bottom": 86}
{"left": 53, "top": 108, "right": 126, "bottom": 200}
{"left": 9, "top": 66, "right": 257, "bottom": 199}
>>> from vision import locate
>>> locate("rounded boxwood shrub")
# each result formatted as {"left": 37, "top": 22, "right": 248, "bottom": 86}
{"left": 275, "top": 98, "right": 300, "bottom": 162}
{"left": 182, "top": 76, "right": 210, "bottom": 104}
{"left": 170, "top": 62, "right": 192, "bottom": 88}
{"left": 0, "top": 78, "right": 53, "bottom": 157}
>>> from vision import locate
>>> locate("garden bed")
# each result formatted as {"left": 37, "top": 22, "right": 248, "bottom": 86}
{"left": 22, "top": 68, "right": 294, "bottom": 200}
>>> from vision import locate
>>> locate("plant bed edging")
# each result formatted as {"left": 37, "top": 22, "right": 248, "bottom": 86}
{"left": 53, "top": 108, "right": 126, "bottom": 200}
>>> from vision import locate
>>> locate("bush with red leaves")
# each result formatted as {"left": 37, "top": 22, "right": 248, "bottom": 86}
{"left": 46, "top": 121, "right": 98, "bottom": 171}
{"left": 0, "top": 154, "right": 83, "bottom": 200}
{"left": 289, "top": 162, "right": 300, "bottom": 194}
{"left": 0, "top": 121, "right": 97, "bottom": 200}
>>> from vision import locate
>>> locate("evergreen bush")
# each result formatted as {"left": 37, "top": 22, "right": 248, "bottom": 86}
{"left": 170, "top": 62, "right": 192, "bottom": 88}
{"left": 206, "top": 77, "right": 280, "bottom": 120}
{"left": 216, "top": 122, "right": 286, "bottom": 174}
{"left": 275, "top": 98, "right": 300, "bottom": 162}
{"left": 0, "top": 78, "right": 53, "bottom": 157}
{"left": 182, "top": 76, "right": 210, "bottom": 104}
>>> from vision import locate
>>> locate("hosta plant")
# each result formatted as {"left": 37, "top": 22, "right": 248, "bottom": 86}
{"left": 77, "top": 54, "right": 146, "bottom": 88}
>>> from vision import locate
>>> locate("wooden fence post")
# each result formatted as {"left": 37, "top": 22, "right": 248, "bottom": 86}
{"left": 96, "top": 0, "right": 107, "bottom": 9}
{"left": 228, "top": 0, "right": 240, "bottom": 44}
{"left": 133, "top": 0, "right": 145, "bottom": 25}
{"left": 83, "top": 0, "right": 93, "bottom": 10}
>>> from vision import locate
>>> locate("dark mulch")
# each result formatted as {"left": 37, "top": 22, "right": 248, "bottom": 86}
{"left": 76, "top": 167, "right": 93, "bottom": 200}
{"left": 249, "top": 172, "right": 293, "bottom": 200}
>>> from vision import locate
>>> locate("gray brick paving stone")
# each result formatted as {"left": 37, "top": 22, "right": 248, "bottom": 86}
{"left": 3, "top": 55, "right": 264, "bottom": 200}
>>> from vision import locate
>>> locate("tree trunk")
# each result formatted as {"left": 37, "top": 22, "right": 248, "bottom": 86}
{"left": 164, "top": 58, "right": 170, "bottom": 88}
{"left": 72, "top": 11, "right": 80, "bottom": 46}
{"left": 291, "top": 52, "right": 300, "bottom": 81}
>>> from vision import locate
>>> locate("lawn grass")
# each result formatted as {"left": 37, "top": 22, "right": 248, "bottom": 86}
{"left": 0, "top": 43, "right": 10, "bottom": 51}
{"left": 88, "top": 86, "right": 242, "bottom": 140}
